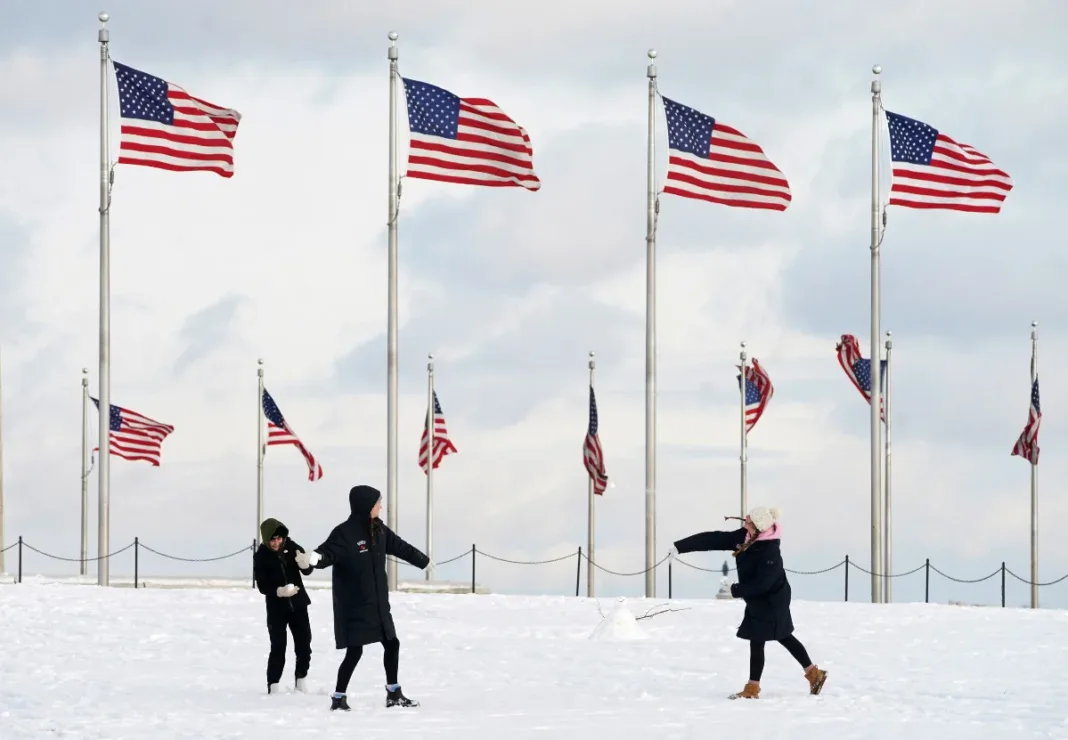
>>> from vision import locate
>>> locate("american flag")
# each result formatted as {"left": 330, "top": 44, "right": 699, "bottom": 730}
{"left": 737, "top": 358, "right": 774, "bottom": 433}
{"left": 401, "top": 77, "right": 540, "bottom": 191}
{"left": 419, "top": 390, "right": 458, "bottom": 473}
{"left": 584, "top": 386, "right": 608, "bottom": 496}
{"left": 262, "top": 389, "right": 323, "bottom": 481}
{"left": 1011, "top": 377, "right": 1041, "bottom": 465}
{"left": 113, "top": 61, "right": 241, "bottom": 178}
{"left": 661, "top": 96, "right": 791, "bottom": 211}
{"left": 885, "top": 111, "right": 1012, "bottom": 213}
{"left": 90, "top": 398, "right": 174, "bottom": 466}
{"left": 836, "top": 334, "right": 887, "bottom": 421}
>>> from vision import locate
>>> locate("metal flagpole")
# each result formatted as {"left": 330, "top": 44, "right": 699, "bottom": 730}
{"left": 256, "top": 358, "right": 264, "bottom": 543}
{"left": 868, "top": 64, "right": 884, "bottom": 604}
{"left": 0, "top": 346, "right": 5, "bottom": 576}
{"left": 97, "top": 11, "right": 113, "bottom": 587}
{"left": 644, "top": 48, "right": 658, "bottom": 598}
{"left": 739, "top": 342, "right": 749, "bottom": 518}
{"left": 386, "top": 31, "right": 400, "bottom": 592}
{"left": 425, "top": 354, "right": 435, "bottom": 583}
{"left": 883, "top": 332, "right": 892, "bottom": 603}
{"left": 587, "top": 351, "right": 596, "bottom": 598}
{"left": 1030, "top": 320, "right": 1039, "bottom": 609}
{"left": 81, "top": 368, "right": 90, "bottom": 576}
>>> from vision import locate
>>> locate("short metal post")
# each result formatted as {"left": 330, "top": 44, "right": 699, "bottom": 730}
{"left": 17, "top": 535, "right": 22, "bottom": 584}
{"left": 668, "top": 560, "right": 673, "bottom": 599}
{"left": 924, "top": 558, "right": 930, "bottom": 603}
{"left": 134, "top": 537, "right": 139, "bottom": 589}
{"left": 251, "top": 539, "right": 257, "bottom": 588}
{"left": 1001, "top": 562, "right": 1006, "bottom": 608}
{"left": 575, "top": 547, "right": 582, "bottom": 597}
{"left": 844, "top": 554, "right": 849, "bottom": 602}
{"left": 470, "top": 544, "right": 476, "bottom": 594}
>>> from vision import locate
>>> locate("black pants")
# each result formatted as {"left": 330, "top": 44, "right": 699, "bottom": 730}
{"left": 266, "top": 607, "right": 312, "bottom": 685}
{"left": 749, "top": 635, "right": 811, "bottom": 682}
{"left": 335, "top": 638, "right": 401, "bottom": 693}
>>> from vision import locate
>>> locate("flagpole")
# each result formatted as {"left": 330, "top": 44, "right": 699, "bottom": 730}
{"left": 883, "top": 332, "right": 892, "bottom": 603}
{"left": 386, "top": 30, "right": 400, "bottom": 592}
{"left": 644, "top": 48, "right": 658, "bottom": 598}
{"left": 0, "top": 346, "right": 5, "bottom": 577}
{"left": 587, "top": 351, "right": 596, "bottom": 598}
{"left": 97, "top": 11, "right": 113, "bottom": 587}
{"left": 81, "top": 368, "right": 90, "bottom": 576}
{"left": 739, "top": 342, "right": 748, "bottom": 518}
{"left": 868, "top": 64, "right": 884, "bottom": 604}
{"left": 256, "top": 358, "right": 264, "bottom": 544}
{"left": 425, "top": 353, "right": 435, "bottom": 583}
{"left": 1030, "top": 320, "right": 1038, "bottom": 609}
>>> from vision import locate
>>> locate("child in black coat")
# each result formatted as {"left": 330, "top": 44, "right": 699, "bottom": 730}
{"left": 671, "top": 506, "right": 828, "bottom": 699}
{"left": 253, "top": 518, "right": 315, "bottom": 694}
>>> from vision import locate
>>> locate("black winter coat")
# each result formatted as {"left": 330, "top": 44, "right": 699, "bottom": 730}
{"left": 253, "top": 518, "right": 314, "bottom": 619}
{"left": 674, "top": 527, "right": 794, "bottom": 642}
{"left": 313, "top": 485, "right": 430, "bottom": 649}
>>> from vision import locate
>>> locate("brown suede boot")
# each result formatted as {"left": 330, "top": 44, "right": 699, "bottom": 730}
{"left": 804, "top": 665, "right": 828, "bottom": 695}
{"left": 728, "top": 681, "right": 761, "bottom": 700}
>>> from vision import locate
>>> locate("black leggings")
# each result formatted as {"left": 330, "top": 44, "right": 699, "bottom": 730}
{"left": 335, "top": 638, "right": 401, "bottom": 693}
{"left": 749, "top": 635, "right": 811, "bottom": 682}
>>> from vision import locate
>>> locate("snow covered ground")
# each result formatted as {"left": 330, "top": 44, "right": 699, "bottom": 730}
{"left": 2, "top": 584, "right": 1067, "bottom": 738}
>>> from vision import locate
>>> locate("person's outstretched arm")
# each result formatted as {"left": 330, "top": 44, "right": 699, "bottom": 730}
{"left": 382, "top": 525, "right": 430, "bottom": 569}
{"left": 296, "top": 526, "right": 347, "bottom": 570}
{"left": 287, "top": 539, "right": 315, "bottom": 576}
{"left": 673, "top": 527, "right": 747, "bottom": 555}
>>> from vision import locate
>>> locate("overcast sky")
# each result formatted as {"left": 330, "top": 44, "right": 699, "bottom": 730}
{"left": 2, "top": 0, "right": 1066, "bottom": 608}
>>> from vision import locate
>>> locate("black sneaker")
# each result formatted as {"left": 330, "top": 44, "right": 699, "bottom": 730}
{"left": 385, "top": 686, "right": 419, "bottom": 708}
{"left": 330, "top": 695, "right": 351, "bottom": 711}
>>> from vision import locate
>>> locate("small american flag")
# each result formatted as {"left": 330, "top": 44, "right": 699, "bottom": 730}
{"left": 1011, "top": 378, "right": 1041, "bottom": 465}
{"left": 737, "top": 358, "right": 774, "bottom": 432}
{"left": 419, "top": 390, "right": 458, "bottom": 473}
{"left": 836, "top": 335, "right": 886, "bottom": 421}
{"left": 584, "top": 386, "right": 608, "bottom": 496}
{"left": 113, "top": 61, "right": 241, "bottom": 178}
{"left": 262, "top": 389, "right": 323, "bottom": 481}
{"left": 661, "top": 96, "right": 791, "bottom": 211}
{"left": 401, "top": 77, "right": 540, "bottom": 190}
{"left": 886, "top": 111, "right": 1012, "bottom": 213}
{"left": 91, "top": 398, "right": 174, "bottom": 466}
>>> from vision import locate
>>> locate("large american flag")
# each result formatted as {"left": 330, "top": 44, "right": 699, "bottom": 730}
{"left": 91, "top": 398, "right": 174, "bottom": 466}
{"left": 1011, "top": 377, "right": 1041, "bottom": 465}
{"left": 262, "top": 389, "right": 323, "bottom": 481}
{"left": 401, "top": 77, "right": 540, "bottom": 190}
{"left": 836, "top": 334, "right": 886, "bottom": 421}
{"left": 738, "top": 358, "right": 774, "bottom": 433}
{"left": 885, "top": 111, "right": 1012, "bottom": 213}
{"left": 419, "top": 390, "right": 458, "bottom": 473}
{"left": 113, "top": 61, "right": 241, "bottom": 178}
{"left": 584, "top": 386, "right": 608, "bottom": 496}
{"left": 661, "top": 96, "right": 791, "bottom": 211}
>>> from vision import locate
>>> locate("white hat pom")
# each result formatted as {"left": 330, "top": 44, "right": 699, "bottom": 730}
{"left": 769, "top": 506, "right": 782, "bottom": 521}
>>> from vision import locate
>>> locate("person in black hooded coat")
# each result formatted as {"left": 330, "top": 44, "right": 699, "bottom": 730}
{"left": 671, "top": 505, "right": 827, "bottom": 700}
{"left": 296, "top": 484, "right": 429, "bottom": 711}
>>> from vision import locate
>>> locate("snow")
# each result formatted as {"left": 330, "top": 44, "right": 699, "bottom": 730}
{"left": 3, "top": 584, "right": 1068, "bottom": 738}
{"left": 588, "top": 599, "right": 646, "bottom": 641}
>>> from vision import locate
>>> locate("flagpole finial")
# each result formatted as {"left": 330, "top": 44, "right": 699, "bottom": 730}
{"left": 589, "top": 351, "right": 595, "bottom": 370}
{"left": 82, "top": 367, "right": 89, "bottom": 374}
{"left": 740, "top": 341, "right": 747, "bottom": 362}
{"left": 1032, "top": 320, "right": 1038, "bottom": 328}
{"left": 872, "top": 64, "right": 881, "bottom": 75}
{"left": 427, "top": 353, "right": 434, "bottom": 372}
{"left": 648, "top": 49, "right": 657, "bottom": 60}
{"left": 885, "top": 331, "right": 892, "bottom": 349}
{"left": 98, "top": 11, "right": 109, "bottom": 25}
{"left": 388, "top": 31, "right": 398, "bottom": 43}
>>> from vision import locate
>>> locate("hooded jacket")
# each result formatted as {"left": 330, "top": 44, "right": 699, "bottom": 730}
{"left": 253, "top": 518, "right": 314, "bottom": 617}
{"left": 312, "top": 485, "right": 429, "bottom": 648}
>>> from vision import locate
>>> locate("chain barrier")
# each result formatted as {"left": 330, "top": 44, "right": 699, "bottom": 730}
{"left": 6, "top": 537, "right": 1067, "bottom": 600}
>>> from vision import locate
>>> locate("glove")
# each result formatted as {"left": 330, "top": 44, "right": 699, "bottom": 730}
{"left": 276, "top": 583, "right": 300, "bottom": 598}
{"left": 295, "top": 550, "right": 321, "bottom": 569}
{"left": 729, "top": 583, "right": 741, "bottom": 599}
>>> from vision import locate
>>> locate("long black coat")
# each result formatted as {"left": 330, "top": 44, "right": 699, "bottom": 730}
{"left": 674, "top": 527, "right": 794, "bottom": 642}
{"left": 253, "top": 518, "right": 313, "bottom": 619}
{"left": 313, "top": 485, "right": 430, "bottom": 649}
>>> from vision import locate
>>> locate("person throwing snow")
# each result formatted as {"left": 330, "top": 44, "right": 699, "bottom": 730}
{"left": 670, "top": 506, "right": 828, "bottom": 700}
{"left": 296, "top": 485, "right": 430, "bottom": 711}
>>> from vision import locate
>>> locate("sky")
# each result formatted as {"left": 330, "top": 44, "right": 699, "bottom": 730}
{"left": 2, "top": 0, "right": 1067, "bottom": 608}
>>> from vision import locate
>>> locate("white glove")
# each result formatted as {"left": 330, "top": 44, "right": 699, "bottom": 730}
{"left": 295, "top": 550, "right": 321, "bottom": 569}
{"left": 276, "top": 583, "right": 300, "bottom": 598}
